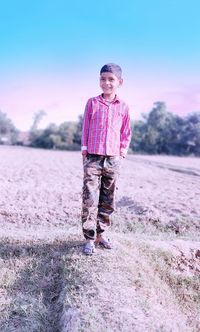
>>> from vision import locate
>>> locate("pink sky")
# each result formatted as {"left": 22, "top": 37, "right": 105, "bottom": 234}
{"left": 0, "top": 70, "right": 200, "bottom": 131}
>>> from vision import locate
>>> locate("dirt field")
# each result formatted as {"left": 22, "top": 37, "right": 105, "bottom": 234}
{"left": 0, "top": 146, "right": 200, "bottom": 331}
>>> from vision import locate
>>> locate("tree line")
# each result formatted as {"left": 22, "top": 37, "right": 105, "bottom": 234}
{"left": 0, "top": 102, "right": 200, "bottom": 156}
{"left": 130, "top": 102, "right": 200, "bottom": 156}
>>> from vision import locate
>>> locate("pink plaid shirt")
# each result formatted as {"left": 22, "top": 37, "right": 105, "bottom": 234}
{"left": 81, "top": 94, "right": 131, "bottom": 157}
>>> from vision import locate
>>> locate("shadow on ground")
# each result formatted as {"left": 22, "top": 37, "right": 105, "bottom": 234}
{"left": 0, "top": 239, "right": 83, "bottom": 332}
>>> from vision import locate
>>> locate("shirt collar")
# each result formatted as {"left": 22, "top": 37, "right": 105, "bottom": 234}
{"left": 97, "top": 94, "right": 120, "bottom": 105}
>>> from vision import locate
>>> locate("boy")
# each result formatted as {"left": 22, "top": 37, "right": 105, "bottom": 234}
{"left": 81, "top": 63, "right": 131, "bottom": 255}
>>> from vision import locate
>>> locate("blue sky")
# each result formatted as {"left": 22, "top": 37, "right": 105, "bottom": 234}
{"left": 0, "top": 0, "right": 200, "bottom": 130}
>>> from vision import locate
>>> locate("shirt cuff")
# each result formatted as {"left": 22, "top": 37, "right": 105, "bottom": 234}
{"left": 81, "top": 146, "right": 88, "bottom": 155}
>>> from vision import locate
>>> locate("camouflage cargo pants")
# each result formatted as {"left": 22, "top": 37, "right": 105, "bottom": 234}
{"left": 82, "top": 154, "right": 121, "bottom": 240}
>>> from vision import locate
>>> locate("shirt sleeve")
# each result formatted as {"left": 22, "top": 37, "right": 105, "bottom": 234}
{"left": 81, "top": 98, "right": 92, "bottom": 155}
{"left": 120, "top": 105, "right": 132, "bottom": 157}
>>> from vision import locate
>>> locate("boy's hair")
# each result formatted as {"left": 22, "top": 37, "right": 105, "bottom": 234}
{"left": 100, "top": 63, "right": 122, "bottom": 79}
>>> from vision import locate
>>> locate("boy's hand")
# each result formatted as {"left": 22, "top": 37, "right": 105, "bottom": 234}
{"left": 82, "top": 152, "right": 88, "bottom": 163}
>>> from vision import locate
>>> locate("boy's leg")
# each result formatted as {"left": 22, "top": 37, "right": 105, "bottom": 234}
{"left": 82, "top": 155, "right": 102, "bottom": 241}
{"left": 96, "top": 156, "right": 120, "bottom": 236}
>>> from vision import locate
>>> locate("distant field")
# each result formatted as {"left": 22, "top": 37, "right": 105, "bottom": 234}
{"left": 0, "top": 146, "right": 200, "bottom": 331}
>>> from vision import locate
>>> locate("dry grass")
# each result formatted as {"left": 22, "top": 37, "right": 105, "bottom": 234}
{"left": 0, "top": 146, "right": 200, "bottom": 331}
{"left": 0, "top": 239, "right": 67, "bottom": 331}
{"left": 1, "top": 233, "right": 199, "bottom": 331}
{"left": 136, "top": 240, "right": 200, "bottom": 330}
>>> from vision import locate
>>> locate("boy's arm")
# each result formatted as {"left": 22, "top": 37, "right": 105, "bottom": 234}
{"left": 81, "top": 99, "right": 92, "bottom": 156}
{"left": 120, "top": 105, "right": 131, "bottom": 158}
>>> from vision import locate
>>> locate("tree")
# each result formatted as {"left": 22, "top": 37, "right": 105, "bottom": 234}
{"left": 180, "top": 112, "right": 200, "bottom": 155}
{"left": 0, "top": 110, "right": 18, "bottom": 144}
{"left": 29, "top": 121, "right": 80, "bottom": 150}
{"left": 130, "top": 102, "right": 200, "bottom": 156}
{"left": 29, "top": 110, "right": 47, "bottom": 147}
{"left": 73, "top": 115, "right": 83, "bottom": 145}
{"left": 58, "top": 122, "right": 77, "bottom": 146}
{"left": 30, "top": 110, "right": 46, "bottom": 131}
{"left": 29, "top": 123, "right": 57, "bottom": 148}
{"left": 143, "top": 102, "right": 174, "bottom": 154}
{"left": 130, "top": 119, "right": 147, "bottom": 152}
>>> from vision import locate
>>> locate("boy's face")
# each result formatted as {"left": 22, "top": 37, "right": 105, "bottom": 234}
{"left": 100, "top": 72, "right": 123, "bottom": 97}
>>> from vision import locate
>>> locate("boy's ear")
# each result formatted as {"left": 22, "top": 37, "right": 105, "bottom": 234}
{"left": 119, "top": 78, "right": 123, "bottom": 87}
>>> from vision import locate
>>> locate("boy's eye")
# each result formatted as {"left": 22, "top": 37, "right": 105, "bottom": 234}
{"left": 100, "top": 77, "right": 115, "bottom": 82}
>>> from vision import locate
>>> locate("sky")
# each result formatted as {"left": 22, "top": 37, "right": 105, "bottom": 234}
{"left": 0, "top": 0, "right": 200, "bottom": 130}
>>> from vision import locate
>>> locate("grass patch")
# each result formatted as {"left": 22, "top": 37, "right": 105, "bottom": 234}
{"left": 0, "top": 239, "right": 75, "bottom": 332}
{"left": 138, "top": 243, "right": 200, "bottom": 330}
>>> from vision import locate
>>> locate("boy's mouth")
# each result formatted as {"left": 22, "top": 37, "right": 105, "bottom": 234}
{"left": 103, "top": 86, "right": 112, "bottom": 90}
